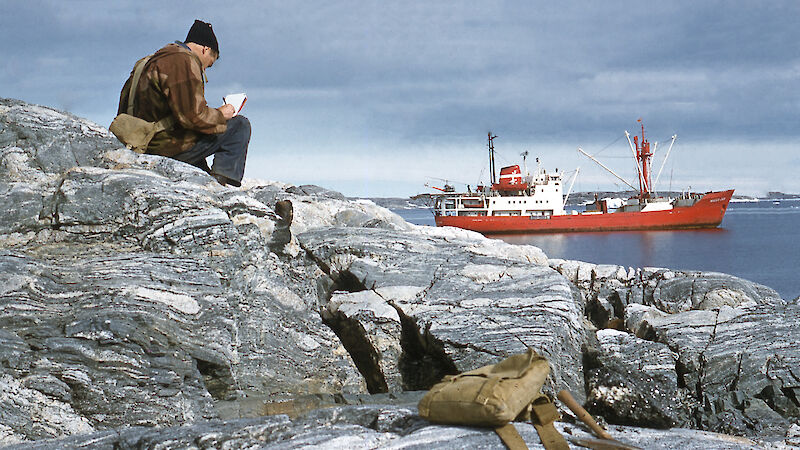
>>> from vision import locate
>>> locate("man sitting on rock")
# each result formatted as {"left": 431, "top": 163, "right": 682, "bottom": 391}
{"left": 116, "top": 19, "right": 250, "bottom": 187}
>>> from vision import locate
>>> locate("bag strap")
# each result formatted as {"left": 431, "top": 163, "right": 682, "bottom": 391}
{"left": 154, "top": 115, "right": 176, "bottom": 133}
{"left": 565, "top": 436, "right": 642, "bottom": 450}
{"left": 493, "top": 397, "right": 569, "bottom": 450}
{"left": 127, "top": 55, "right": 154, "bottom": 116}
{"left": 125, "top": 55, "right": 177, "bottom": 133}
{"left": 494, "top": 423, "right": 528, "bottom": 450}
{"left": 530, "top": 397, "right": 570, "bottom": 450}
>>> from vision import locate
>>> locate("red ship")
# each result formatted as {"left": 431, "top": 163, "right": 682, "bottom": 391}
{"left": 432, "top": 124, "right": 734, "bottom": 234}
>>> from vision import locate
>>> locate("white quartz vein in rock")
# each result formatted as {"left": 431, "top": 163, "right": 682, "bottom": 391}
{"left": 125, "top": 286, "right": 200, "bottom": 315}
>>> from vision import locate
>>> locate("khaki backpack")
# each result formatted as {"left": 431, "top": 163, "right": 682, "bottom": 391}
{"left": 418, "top": 348, "right": 568, "bottom": 450}
{"left": 110, "top": 55, "right": 175, "bottom": 153}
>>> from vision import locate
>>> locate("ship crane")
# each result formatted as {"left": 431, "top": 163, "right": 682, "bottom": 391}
{"left": 580, "top": 121, "right": 678, "bottom": 201}
{"left": 562, "top": 167, "right": 580, "bottom": 208}
{"left": 653, "top": 134, "right": 678, "bottom": 193}
{"left": 577, "top": 147, "right": 639, "bottom": 192}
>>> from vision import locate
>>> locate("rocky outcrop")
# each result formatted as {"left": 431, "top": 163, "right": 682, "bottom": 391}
{"left": 0, "top": 99, "right": 382, "bottom": 444}
{"left": 552, "top": 259, "right": 800, "bottom": 438}
{"left": 584, "top": 329, "right": 696, "bottom": 428}
{"left": 7, "top": 404, "right": 771, "bottom": 450}
{"left": 1, "top": 98, "right": 799, "bottom": 447}
{"left": 301, "top": 226, "right": 583, "bottom": 397}
{"left": 1, "top": 99, "right": 573, "bottom": 445}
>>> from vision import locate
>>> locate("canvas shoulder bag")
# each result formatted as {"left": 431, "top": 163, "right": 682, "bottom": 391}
{"left": 109, "top": 55, "right": 175, "bottom": 153}
{"left": 418, "top": 348, "right": 568, "bottom": 450}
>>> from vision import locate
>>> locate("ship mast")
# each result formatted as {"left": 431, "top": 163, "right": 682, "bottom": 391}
{"left": 582, "top": 121, "right": 672, "bottom": 200}
{"left": 634, "top": 120, "right": 653, "bottom": 199}
{"left": 488, "top": 132, "right": 498, "bottom": 185}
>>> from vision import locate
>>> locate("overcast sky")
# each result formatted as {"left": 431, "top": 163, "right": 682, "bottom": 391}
{"left": 2, "top": 1, "right": 799, "bottom": 197}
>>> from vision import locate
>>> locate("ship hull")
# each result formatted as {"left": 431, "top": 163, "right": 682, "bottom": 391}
{"left": 435, "top": 190, "right": 734, "bottom": 234}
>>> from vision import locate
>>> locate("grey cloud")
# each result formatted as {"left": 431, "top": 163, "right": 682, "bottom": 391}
{"left": 1, "top": 1, "right": 798, "bottom": 196}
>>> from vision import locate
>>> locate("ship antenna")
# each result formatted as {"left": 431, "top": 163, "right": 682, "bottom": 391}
{"left": 521, "top": 150, "right": 529, "bottom": 176}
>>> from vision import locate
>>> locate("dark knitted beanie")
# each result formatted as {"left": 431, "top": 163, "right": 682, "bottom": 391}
{"left": 185, "top": 20, "right": 219, "bottom": 55}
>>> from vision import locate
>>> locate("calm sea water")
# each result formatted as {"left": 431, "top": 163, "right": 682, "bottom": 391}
{"left": 393, "top": 201, "right": 800, "bottom": 300}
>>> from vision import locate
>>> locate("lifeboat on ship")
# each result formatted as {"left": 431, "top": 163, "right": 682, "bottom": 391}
{"left": 492, "top": 165, "right": 528, "bottom": 191}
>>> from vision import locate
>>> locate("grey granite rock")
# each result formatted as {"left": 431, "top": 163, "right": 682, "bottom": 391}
{"left": 640, "top": 304, "right": 800, "bottom": 437}
{"left": 585, "top": 329, "right": 696, "bottom": 428}
{"left": 6, "top": 404, "right": 769, "bottom": 449}
{"left": 2, "top": 98, "right": 798, "bottom": 446}
{"left": 0, "top": 250, "right": 220, "bottom": 442}
{"left": 0, "top": 99, "right": 368, "bottom": 443}
{"left": 324, "top": 290, "right": 406, "bottom": 393}
{"left": 300, "top": 227, "right": 586, "bottom": 399}
{"left": 0, "top": 100, "right": 116, "bottom": 180}
{"left": 286, "top": 184, "right": 347, "bottom": 200}
{"left": 551, "top": 258, "right": 800, "bottom": 438}
{"left": 650, "top": 271, "right": 784, "bottom": 313}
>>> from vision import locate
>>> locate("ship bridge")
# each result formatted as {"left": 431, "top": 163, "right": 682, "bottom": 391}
{"left": 434, "top": 163, "right": 565, "bottom": 219}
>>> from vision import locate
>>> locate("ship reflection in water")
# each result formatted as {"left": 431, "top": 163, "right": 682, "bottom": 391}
{"left": 494, "top": 226, "right": 730, "bottom": 272}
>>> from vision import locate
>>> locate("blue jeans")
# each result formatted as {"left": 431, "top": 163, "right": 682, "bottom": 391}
{"left": 174, "top": 115, "right": 251, "bottom": 185}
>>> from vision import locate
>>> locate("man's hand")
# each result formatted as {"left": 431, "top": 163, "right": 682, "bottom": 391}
{"left": 218, "top": 104, "right": 236, "bottom": 120}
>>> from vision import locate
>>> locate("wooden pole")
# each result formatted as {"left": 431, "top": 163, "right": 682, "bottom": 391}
{"left": 556, "top": 390, "right": 613, "bottom": 441}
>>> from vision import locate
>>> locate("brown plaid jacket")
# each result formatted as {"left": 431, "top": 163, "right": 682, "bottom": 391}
{"left": 117, "top": 43, "right": 227, "bottom": 157}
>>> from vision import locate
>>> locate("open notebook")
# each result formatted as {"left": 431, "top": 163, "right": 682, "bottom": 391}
{"left": 223, "top": 93, "right": 247, "bottom": 116}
